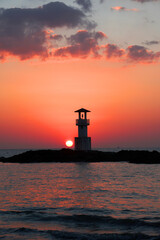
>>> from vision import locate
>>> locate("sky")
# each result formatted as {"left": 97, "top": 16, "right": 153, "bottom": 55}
{"left": 0, "top": 0, "right": 160, "bottom": 149}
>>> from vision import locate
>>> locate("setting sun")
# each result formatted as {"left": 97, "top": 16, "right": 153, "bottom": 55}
{"left": 65, "top": 140, "right": 73, "bottom": 148}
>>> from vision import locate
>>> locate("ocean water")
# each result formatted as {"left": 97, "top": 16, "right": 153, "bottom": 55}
{"left": 0, "top": 158, "right": 160, "bottom": 239}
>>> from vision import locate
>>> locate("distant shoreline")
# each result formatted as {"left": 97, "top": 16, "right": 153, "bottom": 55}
{"left": 0, "top": 149, "right": 160, "bottom": 164}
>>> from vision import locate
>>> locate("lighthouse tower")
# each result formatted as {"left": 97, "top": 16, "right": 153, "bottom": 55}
{"left": 75, "top": 108, "right": 91, "bottom": 151}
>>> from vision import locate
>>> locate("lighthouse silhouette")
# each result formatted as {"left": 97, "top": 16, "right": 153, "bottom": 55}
{"left": 75, "top": 108, "right": 91, "bottom": 151}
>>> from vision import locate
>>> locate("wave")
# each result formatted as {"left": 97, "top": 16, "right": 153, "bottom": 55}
{"left": 0, "top": 227, "right": 160, "bottom": 240}
{"left": 1, "top": 210, "right": 160, "bottom": 229}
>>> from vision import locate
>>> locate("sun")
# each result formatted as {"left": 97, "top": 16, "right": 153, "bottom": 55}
{"left": 65, "top": 140, "right": 73, "bottom": 148}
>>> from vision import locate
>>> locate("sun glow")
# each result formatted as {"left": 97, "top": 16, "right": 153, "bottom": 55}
{"left": 65, "top": 140, "right": 73, "bottom": 148}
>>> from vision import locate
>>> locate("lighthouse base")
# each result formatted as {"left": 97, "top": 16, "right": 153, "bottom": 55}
{"left": 75, "top": 137, "right": 91, "bottom": 151}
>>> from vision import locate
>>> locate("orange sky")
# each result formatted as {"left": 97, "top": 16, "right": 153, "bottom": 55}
{"left": 1, "top": 58, "right": 160, "bottom": 149}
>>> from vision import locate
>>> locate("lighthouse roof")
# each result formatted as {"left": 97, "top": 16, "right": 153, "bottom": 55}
{"left": 75, "top": 108, "right": 91, "bottom": 113}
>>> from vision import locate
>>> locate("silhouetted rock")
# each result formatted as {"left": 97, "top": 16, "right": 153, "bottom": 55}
{"left": 0, "top": 149, "right": 160, "bottom": 164}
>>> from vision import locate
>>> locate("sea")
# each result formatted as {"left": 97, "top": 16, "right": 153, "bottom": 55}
{"left": 0, "top": 149, "right": 160, "bottom": 240}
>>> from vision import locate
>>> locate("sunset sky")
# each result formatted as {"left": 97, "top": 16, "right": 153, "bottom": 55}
{"left": 0, "top": 0, "right": 160, "bottom": 149}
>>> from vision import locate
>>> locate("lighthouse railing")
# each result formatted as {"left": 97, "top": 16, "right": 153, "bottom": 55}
{"left": 76, "top": 119, "right": 90, "bottom": 125}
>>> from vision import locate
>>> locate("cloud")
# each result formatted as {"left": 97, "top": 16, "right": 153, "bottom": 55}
{"left": 75, "top": 0, "right": 92, "bottom": 12}
{"left": 0, "top": 2, "right": 94, "bottom": 60}
{"left": 50, "top": 34, "right": 63, "bottom": 41}
{"left": 111, "top": 6, "right": 139, "bottom": 11}
{"left": 54, "top": 37, "right": 160, "bottom": 63}
{"left": 126, "top": 45, "right": 160, "bottom": 62}
{"left": 103, "top": 43, "right": 160, "bottom": 63}
{"left": 132, "top": 0, "right": 158, "bottom": 3}
{"left": 143, "top": 40, "right": 160, "bottom": 45}
{"left": 0, "top": 2, "right": 87, "bottom": 28}
{"left": 104, "top": 44, "right": 125, "bottom": 58}
{"left": 54, "top": 30, "right": 107, "bottom": 58}
{"left": 0, "top": 2, "right": 159, "bottom": 65}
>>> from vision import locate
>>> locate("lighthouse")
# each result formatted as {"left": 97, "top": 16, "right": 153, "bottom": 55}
{"left": 75, "top": 108, "right": 91, "bottom": 151}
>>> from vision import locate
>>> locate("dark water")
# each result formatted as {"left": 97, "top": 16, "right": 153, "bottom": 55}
{"left": 0, "top": 160, "right": 160, "bottom": 240}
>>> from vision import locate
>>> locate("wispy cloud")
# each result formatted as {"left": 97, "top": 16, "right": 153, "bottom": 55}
{"left": 143, "top": 40, "right": 160, "bottom": 45}
{"left": 75, "top": 0, "right": 92, "bottom": 12}
{"left": 99, "top": 0, "right": 105, "bottom": 3}
{"left": 111, "top": 6, "right": 139, "bottom": 12}
{"left": 132, "top": 0, "right": 159, "bottom": 3}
